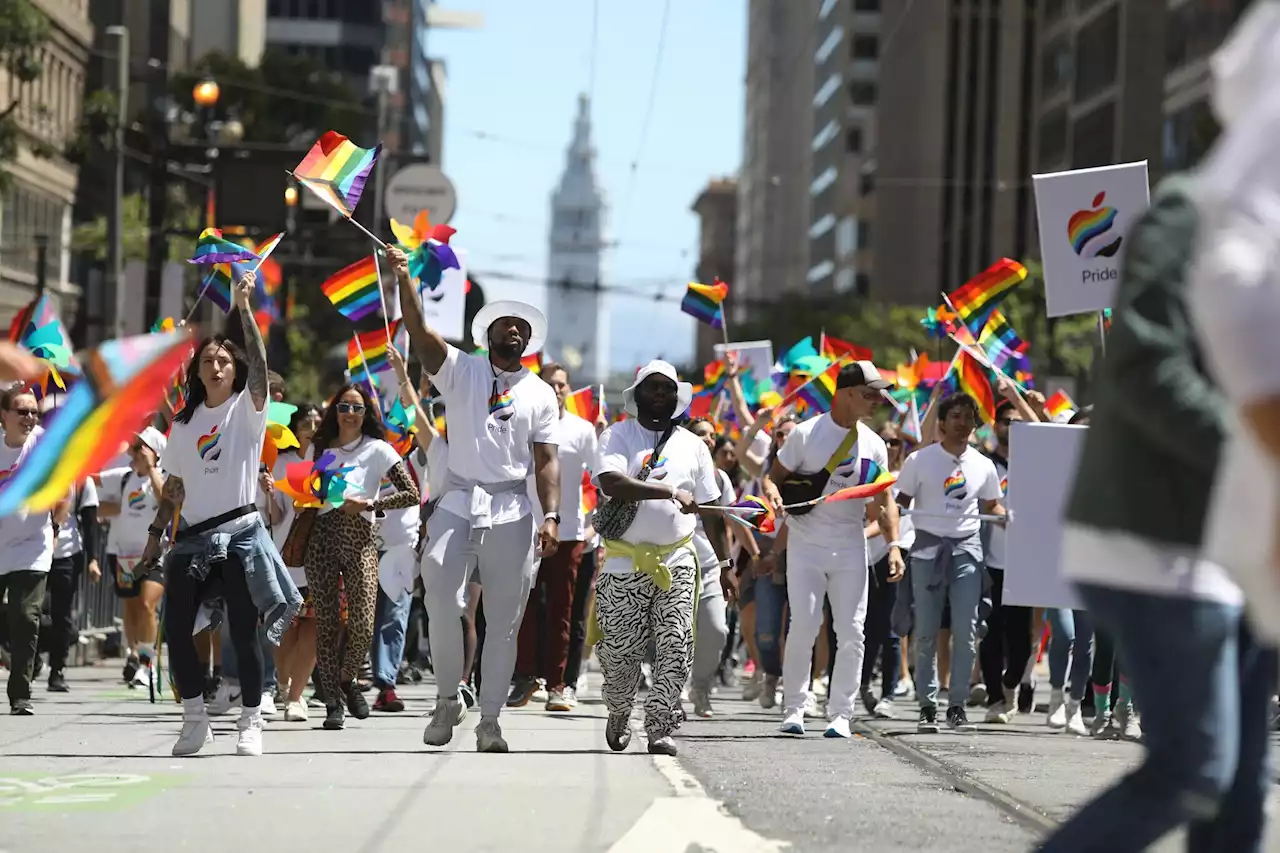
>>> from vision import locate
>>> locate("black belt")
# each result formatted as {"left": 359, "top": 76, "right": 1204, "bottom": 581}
{"left": 175, "top": 504, "right": 257, "bottom": 542}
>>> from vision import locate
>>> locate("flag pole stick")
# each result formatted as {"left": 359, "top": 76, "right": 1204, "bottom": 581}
{"left": 289, "top": 171, "right": 386, "bottom": 248}
{"left": 1097, "top": 311, "right": 1107, "bottom": 358}
{"left": 373, "top": 254, "right": 394, "bottom": 344}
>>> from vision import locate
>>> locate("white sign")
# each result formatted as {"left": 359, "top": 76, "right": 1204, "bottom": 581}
{"left": 1032, "top": 161, "right": 1150, "bottom": 318}
{"left": 421, "top": 246, "right": 467, "bottom": 342}
{"left": 1003, "top": 422, "right": 1086, "bottom": 609}
{"left": 384, "top": 164, "right": 457, "bottom": 226}
{"left": 713, "top": 340, "right": 774, "bottom": 381}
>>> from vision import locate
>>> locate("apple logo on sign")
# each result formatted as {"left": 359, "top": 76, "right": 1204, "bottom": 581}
{"left": 1066, "top": 191, "right": 1123, "bottom": 259}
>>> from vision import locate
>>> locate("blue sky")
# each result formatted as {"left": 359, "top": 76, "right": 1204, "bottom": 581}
{"left": 427, "top": 0, "right": 745, "bottom": 375}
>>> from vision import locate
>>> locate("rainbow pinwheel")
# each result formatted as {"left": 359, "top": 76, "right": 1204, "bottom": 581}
{"left": 275, "top": 450, "right": 352, "bottom": 509}
{"left": 188, "top": 227, "right": 260, "bottom": 265}
{"left": 920, "top": 305, "right": 959, "bottom": 339}
{"left": 390, "top": 211, "right": 460, "bottom": 291}
{"left": 382, "top": 396, "right": 417, "bottom": 457}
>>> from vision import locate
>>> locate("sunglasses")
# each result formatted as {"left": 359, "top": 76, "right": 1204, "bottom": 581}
{"left": 10, "top": 408, "right": 39, "bottom": 418}
{"left": 335, "top": 402, "right": 366, "bottom": 414}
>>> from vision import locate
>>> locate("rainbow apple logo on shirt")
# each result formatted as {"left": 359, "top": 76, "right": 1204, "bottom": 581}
{"left": 943, "top": 470, "right": 967, "bottom": 500}
{"left": 127, "top": 488, "right": 146, "bottom": 509}
{"left": 197, "top": 426, "right": 222, "bottom": 461}
{"left": 487, "top": 388, "right": 515, "bottom": 422}
{"left": 641, "top": 452, "right": 668, "bottom": 470}
{"left": 0, "top": 467, "right": 13, "bottom": 489}
{"left": 1067, "top": 192, "right": 1123, "bottom": 259}
{"left": 999, "top": 475, "right": 1008, "bottom": 496}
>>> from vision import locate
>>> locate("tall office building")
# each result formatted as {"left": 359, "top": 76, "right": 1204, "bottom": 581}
{"left": 808, "top": 0, "right": 881, "bottom": 298}
{"left": 544, "top": 95, "right": 609, "bottom": 386}
{"left": 190, "top": 0, "right": 267, "bottom": 66}
{"left": 691, "top": 179, "right": 737, "bottom": 367}
{"left": 735, "top": 0, "right": 817, "bottom": 324}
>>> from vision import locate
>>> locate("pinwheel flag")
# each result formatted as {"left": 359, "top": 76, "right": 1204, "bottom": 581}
{"left": 275, "top": 450, "right": 352, "bottom": 509}
{"left": 390, "top": 211, "right": 459, "bottom": 291}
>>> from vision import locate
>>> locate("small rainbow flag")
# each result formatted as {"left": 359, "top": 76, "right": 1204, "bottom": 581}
{"left": 955, "top": 349, "right": 997, "bottom": 425}
{"left": 681, "top": 279, "right": 728, "bottom": 329}
{"left": 1044, "top": 389, "right": 1076, "bottom": 420}
{"left": 322, "top": 256, "right": 381, "bottom": 321}
{"left": 580, "top": 470, "right": 598, "bottom": 516}
{"left": 797, "top": 365, "right": 839, "bottom": 414}
{"left": 348, "top": 321, "right": 402, "bottom": 380}
{"left": 188, "top": 227, "right": 259, "bottom": 265}
{"left": 948, "top": 258, "right": 1028, "bottom": 324}
{"left": 704, "top": 360, "right": 727, "bottom": 389}
{"left": 521, "top": 352, "right": 543, "bottom": 374}
{"left": 820, "top": 334, "right": 873, "bottom": 364}
{"left": 292, "top": 131, "right": 381, "bottom": 218}
{"left": 199, "top": 262, "right": 245, "bottom": 314}
{"left": 728, "top": 494, "right": 775, "bottom": 533}
{"left": 564, "top": 387, "right": 599, "bottom": 422}
{"left": 977, "top": 309, "right": 1028, "bottom": 371}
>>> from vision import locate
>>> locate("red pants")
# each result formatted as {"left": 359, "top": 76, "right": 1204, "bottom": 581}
{"left": 515, "top": 540, "right": 585, "bottom": 689}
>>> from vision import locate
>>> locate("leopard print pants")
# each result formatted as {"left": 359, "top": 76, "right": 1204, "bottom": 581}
{"left": 306, "top": 511, "right": 380, "bottom": 700}
{"left": 595, "top": 562, "right": 697, "bottom": 741}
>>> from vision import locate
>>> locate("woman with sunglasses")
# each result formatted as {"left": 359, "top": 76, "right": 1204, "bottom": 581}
{"left": 304, "top": 384, "right": 420, "bottom": 731}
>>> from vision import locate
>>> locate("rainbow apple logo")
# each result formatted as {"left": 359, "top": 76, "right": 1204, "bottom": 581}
{"left": 1067, "top": 191, "right": 1123, "bottom": 259}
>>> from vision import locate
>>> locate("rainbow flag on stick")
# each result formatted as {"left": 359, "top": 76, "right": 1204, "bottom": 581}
{"left": 322, "top": 257, "right": 381, "bottom": 321}
{"left": 521, "top": 352, "right": 543, "bottom": 374}
{"left": 820, "top": 334, "right": 873, "bottom": 364}
{"left": 291, "top": 131, "right": 380, "bottom": 218}
{"left": 977, "top": 309, "right": 1029, "bottom": 371}
{"left": 796, "top": 362, "right": 840, "bottom": 414}
{"left": 947, "top": 258, "right": 1028, "bottom": 324}
{"left": 681, "top": 280, "right": 728, "bottom": 329}
{"left": 348, "top": 322, "right": 402, "bottom": 380}
{"left": 954, "top": 349, "right": 997, "bottom": 425}
{"left": 187, "top": 227, "right": 259, "bottom": 265}
{"left": 564, "top": 387, "right": 599, "bottom": 423}
{"left": 1044, "top": 389, "right": 1076, "bottom": 420}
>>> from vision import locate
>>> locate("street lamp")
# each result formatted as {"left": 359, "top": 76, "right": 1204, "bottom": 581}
{"left": 192, "top": 79, "right": 220, "bottom": 108}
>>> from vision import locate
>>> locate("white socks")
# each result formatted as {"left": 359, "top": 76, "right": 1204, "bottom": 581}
{"left": 241, "top": 704, "right": 263, "bottom": 723}
{"left": 182, "top": 696, "right": 207, "bottom": 720}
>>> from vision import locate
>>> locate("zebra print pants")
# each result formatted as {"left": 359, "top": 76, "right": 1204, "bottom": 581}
{"left": 595, "top": 563, "right": 697, "bottom": 741}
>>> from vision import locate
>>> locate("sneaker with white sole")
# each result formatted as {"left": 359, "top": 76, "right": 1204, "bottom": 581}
{"left": 1116, "top": 703, "right": 1142, "bottom": 742}
{"left": 423, "top": 697, "right": 467, "bottom": 746}
{"left": 258, "top": 692, "right": 278, "bottom": 719}
{"left": 172, "top": 717, "right": 214, "bottom": 756}
{"left": 690, "top": 687, "right": 713, "bottom": 718}
{"left": 1046, "top": 688, "right": 1067, "bottom": 729}
{"left": 546, "top": 687, "right": 574, "bottom": 712}
{"left": 284, "top": 700, "right": 308, "bottom": 722}
{"left": 873, "top": 698, "right": 896, "bottom": 719}
{"left": 206, "top": 683, "right": 242, "bottom": 716}
{"left": 236, "top": 716, "right": 264, "bottom": 756}
{"left": 824, "top": 716, "right": 852, "bottom": 738}
{"left": 801, "top": 694, "right": 821, "bottom": 719}
{"left": 1065, "top": 700, "right": 1087, "bottom": 736}
{"left": 779, "top": 708, "right": 805, "bottom": 735}
{"left": 475, "top": 718, "right": 508, "bottom": 753}
{"left": 760, "top": 675, "right": 779, "bottom": 710}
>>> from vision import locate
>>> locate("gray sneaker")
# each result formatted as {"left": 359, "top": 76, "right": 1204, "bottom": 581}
{"left": 690, "top": 687, "right": 714, "bottom": 718}
{"left": 475, "top": 718, "right": 509, "bottom": 753}
{"left": 545, "top": 687, "right": 574, "bottom": 712}
{"left": 423, "top": 697, "right": 466, "bottom": 746}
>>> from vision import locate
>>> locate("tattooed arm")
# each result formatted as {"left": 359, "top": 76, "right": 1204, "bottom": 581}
{"left": 140, "top": 474, "right": 184, "bottom": 567}
{"left": 233, "top": 270, "right": 269, "bottom": 411}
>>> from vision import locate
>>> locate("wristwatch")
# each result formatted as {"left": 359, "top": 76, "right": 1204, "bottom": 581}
{"left": 147, "top": 524, "right": 165, "bottom": 539}
{"left": 544, "top": 512, "right": 561, "bottom": 525}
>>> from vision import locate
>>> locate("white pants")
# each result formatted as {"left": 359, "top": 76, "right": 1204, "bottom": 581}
{"left": 781, "top": 543, "right": 869, "bottom": 720}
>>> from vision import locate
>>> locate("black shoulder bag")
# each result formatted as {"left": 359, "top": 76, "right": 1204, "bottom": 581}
{"left": 776, "top": 427, "right": 859, "bottom": 516}
{"left": 593, "top": 425, "right": 676, "bottom": 541}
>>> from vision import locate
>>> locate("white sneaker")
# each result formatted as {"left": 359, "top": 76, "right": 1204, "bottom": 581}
{"left": 207, "top": 683, "right": 242, "bottom": 716}
{"left": 1065, "top": 700, "right": 1086, "bottom": 736}
{"left": 1046, "top": 689, "right": 1067, "bottom": 730}
{"left": 813, "top": 676, "right": 829, "bottom": 699}
{"left": 172, "top": 717, "right": 214, "bottom": 756}
{"left": 824, "top": 715, "right": 852, "bottom": 738}
{"left": 576, "top": 673, "right": 589, "bottom": 693}
{"left": 984, "top": 701, "right": 1008, "bottom": 723}
{"left": 873, "top": 698, "right": 896, "bottom": 719}
{"left": 423, "top": 697, "right": 467, "bottom": 746}
{"left": 987, "top": 688, "right": 1018, "bottom": 724}
{"left": 258, "top": 692, "right": 278, "bottom": 719}
{"left": 236, "top": 716, "right": 264, "bottom": 756}
{"left": 801, "top": 694, "right": 821, "bottom": 719}
{"left": 475, "top": 717, "right": 509, "bottom": 753}
{"left": 779, "top": 708, "right": 805, "bottom": 735}
{"left": 1117, "top": 703, "right": 1142, "bottom": 742}
{"left": 284, "top": 700, "right": 308, "bottom": 722}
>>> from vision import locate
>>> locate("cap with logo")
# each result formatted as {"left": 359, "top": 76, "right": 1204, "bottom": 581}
{"left": 835, "top": 360, "right": 891, "bottom": 391}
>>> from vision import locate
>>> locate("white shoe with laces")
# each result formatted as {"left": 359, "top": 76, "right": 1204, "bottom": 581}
{"left": 258, "top": 692, "right": 278, "bottom": 719}
{"left": 423, "top": 697, "right": 467, "bottom": 746}
{"left": 1065, "top": 700, "right": 1087, "bottom": 736}
{"left": 779, "top": 708, "right": 805, "bottom": 735}
{"left": 1047, "top": 688, "right": 1067, "bottom": 729}
{"left": 172, "top": 716, "right": 214, "bottom": 756}
{"left": 236, "top": 716, "right": 264, "bottom": 756}
{"left": 207, "top": 682, "right": 242, "bottom": 716}
{"left": 873, "top": 698, "right": 896, "bottom": 719}
{"left": 284, "top": 700, "right": 308, "bottom": 722}
{"left": 824, "top": 716, "right": 852, "bottom": 738}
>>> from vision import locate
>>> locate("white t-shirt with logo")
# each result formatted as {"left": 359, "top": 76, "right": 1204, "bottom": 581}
{"left": 305, "top": 436, "right": 402, "bottom": 523}
{"left": 54, "top": 479, "right": 99, "bottom": 559}
{"left": 594, "top": 422, "right": 719, "bottom": 576}
{"left": 429, "top": 346, "right": 559, "bottom": 525}
{"left": 160, "top": 391, "right": 268, "bottom": 531}
{"left": 101, "top": 469, "right": 162, "bottom": 558}
{"left": 896, "top": 443, "right": 1003, "bottom": 540}
{"left": 777, "top": 415, "right": 889, "bottom": 567}
{"left": 0, "top": 434, "right": 54, "bottom": 575}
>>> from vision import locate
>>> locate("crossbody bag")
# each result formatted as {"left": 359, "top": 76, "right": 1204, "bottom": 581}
{"left": 776, "top": 426, "right": 859, "bottom": 516}
{"left": 593, "top": 425, "right": 676, "bottom": 541}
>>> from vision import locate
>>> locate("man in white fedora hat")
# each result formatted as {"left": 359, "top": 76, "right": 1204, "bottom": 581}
{"left": 592, "top": 359, "right": 733, "bottom": 756}
{"left": 389, "top": 245, "right": 561, "bottom": 753}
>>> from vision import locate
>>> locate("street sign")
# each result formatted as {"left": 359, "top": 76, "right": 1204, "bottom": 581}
{"left": 384, "top": 164, "right": 457, "bottom": 225}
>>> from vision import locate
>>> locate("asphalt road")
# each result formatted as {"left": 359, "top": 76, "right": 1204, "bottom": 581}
{"left": 4, "top": 665, "right": 1280, "bottom": 853}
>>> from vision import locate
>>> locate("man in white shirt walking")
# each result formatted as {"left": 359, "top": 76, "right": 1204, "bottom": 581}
{"left": 393, "top": 246, "right": 561, "bottom": 753}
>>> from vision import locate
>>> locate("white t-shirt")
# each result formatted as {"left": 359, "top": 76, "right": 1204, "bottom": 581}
{"left": 552, "top": 413, "right": 597, "bottom": 542}
{"left": 0, "top": 434, "right": 54, "bottom": 575}
{"left": 418, "top": 438, "right": 449, "bottom": 505}
{"left": 54, "top": 479, "right": 99, "bottom": 559}
{"left": 306, "top": 436, "right": 402, "bottom": 523}
{"left": 270, "top": 451, "right": 306, "bottom": 586}
{"left": 693, "top": 467, "right": 735, "bottom": 571}
{"left": 985, "top": 452, "right": 1009, "bottom": 569}
{"left": 102, "top": 468, "right": 162, "bottom": 559}
{"left": 777, "top": 416, "right": 889, "bottom": 565}
{"left": 160, "top": 390, "right": 268, "bottom": 531}
{"left": 594, "top": 421, "right": 720, "bottom": 576}
{"left": 868, "top": 484, "right": 916, "bottom": 565}
{"left": 375, "top": 453, "right": 421, "bottom": 550}
{"left": 429, "top": 346, "right": 559, "bottom": 525}
{"left": 896, "top": 443, "right": 1003, "bottom": 540}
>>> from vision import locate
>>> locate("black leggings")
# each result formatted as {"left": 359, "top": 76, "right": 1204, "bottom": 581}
{"left": 562, "top": 546, "right": 599, "bottom": 689}
{"left": 165, "top": 551, "right": 263, "bottom": 707}
{"left": 861, "top": 557, "right": 901, "bottom": 699}
{"left": 981, "top": 568, "right": 1033, "bottom": 702}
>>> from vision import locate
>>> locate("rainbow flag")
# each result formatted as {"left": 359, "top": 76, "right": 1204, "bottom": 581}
{"left": 188, "top": 227, "right": 259, "bottom": 265}
{"left": 10, "top": 295, "right": 78, "bottom": 372}
{"left": 521, "top": 353, "right": 543, "bottom": 374}
{"left": 820, "top": 334, "right": 873, "bottom": 364}
{"left": 955, "top": 349, "right": 997, "bottom": 425}
{"left": 703, "top": 360, "right": 727, "bottom": 389}
{"left": 1044, "top": 389, "right": 1076, "bottom": 420}
{"left": 292, "top": 131, "right": 381, "bottom": 218}
{"left": 348, "top": 322, "right": 402, "bottom": 380}
{"left": 322, "top": 256, "right": 381, "bottom": 321}
{"left": 564, "top": 387, "right": 598, "bottom": 422}
{"left": 0, "top": 329, "right": 194, "bottom": 514}
{"left": 948, "top": 258, "right": 1027, "bottom": 324}
{"left": 976, "top": 309, "right": 1028, "bottom": 370}
{"left": 580, "top": 470, "right": 598, "bottom": 516}
{"left": 199, "top": 261, "right": 250, "bottom": 314}
{"left": 681, "top": 280, "right": 728, "bottom": 329}
{"left": 728, "top": 494, "right": 775, "bottom": 533}
{"left": 796, "top": 361, "right": 839, "bottom": 413}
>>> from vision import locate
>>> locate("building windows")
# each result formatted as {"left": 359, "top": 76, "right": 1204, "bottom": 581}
{"left": 853, "top": 0, "right": 880, "bottom": 10}
{"left": 816, "top": 26, "right": 844, "bottom": 64}
{"left": 1040, "top": 34, "right": 1072, "bottom": 98}
{"left": 1071, "top": 99, "right": 1116, "bottom": 169}
{"left": 1073, "top": 5, "right": 1118, "bottom": 102}
{"left": 812, "top": 119, "right": 839, "bottom": 152}
{"left": 0, "top": 181, "right": 65, "bottom": 279}
{"left": 835, "top": 268, "right": 855, "bottom": 293}
{"left": 846, "top": 126, "right": 863, "bottom": 153}
{"left": 855, "top": 272, "right": 870, "bottom": 296}
{"left": 857, "top": 221, "right": 871, "bottom": 250}
{"left": 859, "top": 172, "right": 874, "bottom": 196}
{"left": 807, "top": 260, "right": 835, "bottom": 284}
{"left": 851, "top": 34, "right": 878, "bottom": 60}
{"left": 809, "top": 213, "right": 837, "bottom": 240}
{"left": 819, "top": 0, "right": 839, "bottom": 19}
{"left": 1042, "top": 0, "right": 1065, "bottom": 23}
{"left": 1163, "top": 98, "right": 1219, "bottom": 171}
{"left": 1166, "top": 0, "right": 1247, "bottom": 71}
{"left": 1037, "top": 106, "right": 1068, "bottom": 169}
{"left": 849, "top": 81, "right": 877, "bottom": 106}
{"left": 835, "top": 216, "right": 858, "bottom": 257}
{"left": 813, "top": 73, "right": 842, "bottom": 108}
{"left": 811, "top": 166, "right": 838, "bottom": 197}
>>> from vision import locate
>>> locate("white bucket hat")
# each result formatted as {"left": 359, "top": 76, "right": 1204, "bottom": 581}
{"left": 471, "top": 300, "right": 548, "bottom": 355}
{"left": 135, "top": 425, "right": 168, "bottom": 457}
{"left": 623, "top": 360, "right": 693, "bottom": 418}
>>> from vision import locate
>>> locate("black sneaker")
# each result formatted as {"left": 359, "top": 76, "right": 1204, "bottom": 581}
{"left": 47, "top": 670, "right": 69, "bottom": 693}
{"left": 123, "top": 654, "right": 140, "bottom": 684}
{"left": 506, "top": 676, "right": 538, "bottom": 708}
{"left": 947, "top": 705, "right": 976, "bottom": 732}
{"left": 323, "top": 702, "right": 346, "bottom": 730}
{"left": 917, "top": 705, "right": 939, "bottom": 733}
{"left": 343, "top": 682, "right": 370, "bottom": 720}
{"left": 1017, "top": 682, "right": 1035, "bottom": 714}
{"left": 10, "top": 699, "right": 34, "bottom": 715}
{"left": 606, "top": 711, "right": 632, "bottom": 752}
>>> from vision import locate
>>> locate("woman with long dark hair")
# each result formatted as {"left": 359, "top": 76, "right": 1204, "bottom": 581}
{"left": 303, "top": 382, "right": 420, "bottom": 731}
{"left": 141, "top": 275, "right": 301, "bottom": 757}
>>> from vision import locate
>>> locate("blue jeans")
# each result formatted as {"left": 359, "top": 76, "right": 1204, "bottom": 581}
{"left": 1038, "top": 584, "right": 1276, "bottom": 853}
{"left": 910, "top": 551, "right": 982, "bottom": 710}
{"left": 753, "top": 574, "right": 787, "bottom": 678}
{"left": 220, "top": 623, "right": 278, "bottom": 695}
{"left": 1047, "top": 608, "right": 1095, "bottom": 700}
{"left": 372, "top": 586, "right": 412, "bottom": 689}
